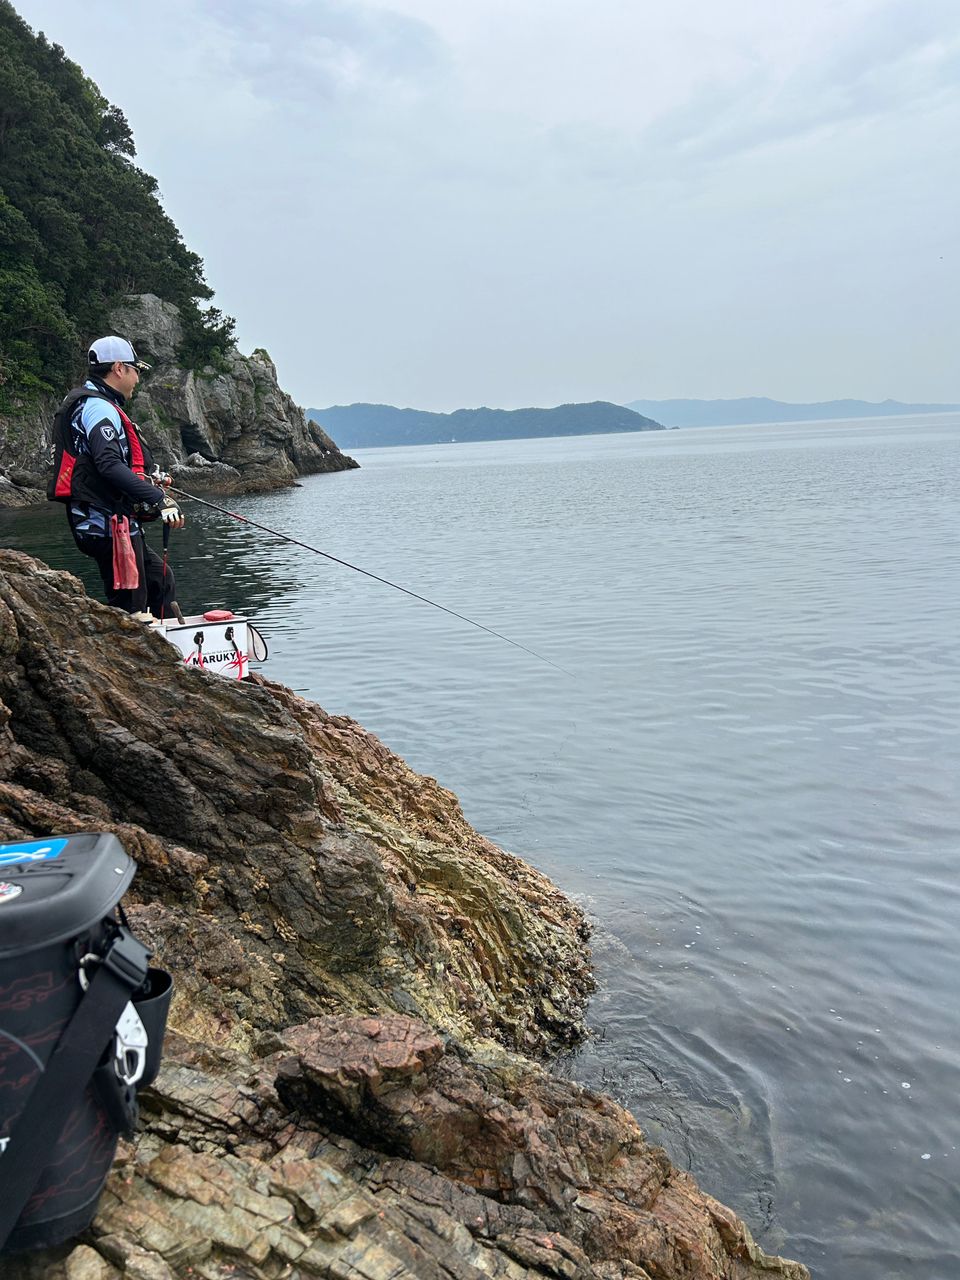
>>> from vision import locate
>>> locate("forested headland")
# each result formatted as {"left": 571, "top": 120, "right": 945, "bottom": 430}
{"left": 308, "top": 400, "right": 665, "bottom": 448}
{"left": 0, "top": 0, "right": 233, "bottom": 412}
{"left": 0, "top": 3, "right": 359, "bottom": 500}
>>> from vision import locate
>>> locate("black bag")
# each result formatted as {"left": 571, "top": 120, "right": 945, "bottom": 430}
{"left": 0, "top": 832, "right": 173, "bottom": 1255}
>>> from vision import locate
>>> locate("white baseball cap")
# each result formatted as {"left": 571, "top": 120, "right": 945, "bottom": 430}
{"left": 88, "top": 335, "right": 152, "bottom": 372}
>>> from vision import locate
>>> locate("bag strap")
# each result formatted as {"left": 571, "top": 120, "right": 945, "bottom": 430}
{"left": 0, "top": 927, "right": 150, "bottom": 1253}
{"left": 55, "top": 386, "right": 103, "bottom": 441}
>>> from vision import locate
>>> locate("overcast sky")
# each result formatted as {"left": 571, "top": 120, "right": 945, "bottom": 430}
{"left": 15, "top": 0, "right": 960, "bottom": 409}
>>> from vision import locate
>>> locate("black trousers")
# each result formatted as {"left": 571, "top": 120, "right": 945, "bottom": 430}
{"left": 68, "top": 518, "right": 177, "bottom": 617}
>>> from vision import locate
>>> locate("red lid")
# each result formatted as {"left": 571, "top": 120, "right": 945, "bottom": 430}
{"left": 203, "top": 609, "right": 235, "bottom": 622}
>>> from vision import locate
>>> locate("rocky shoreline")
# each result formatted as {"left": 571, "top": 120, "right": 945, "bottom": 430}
{"left": 0, "top": 550, "right": 808, "bottom": 1279}
{"left": 0, "top": 294, "right": 358, "bottom": 507}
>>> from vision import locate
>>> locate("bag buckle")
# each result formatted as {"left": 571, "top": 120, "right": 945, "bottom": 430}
{"left": 77, "top": 935, "right": 151, "bottom": 1088}
{"left": 113, "top": 1001, "right": 149, "bottom": 1087}
{"left": 102, "top": 928, "right": 151, "bottom": 987}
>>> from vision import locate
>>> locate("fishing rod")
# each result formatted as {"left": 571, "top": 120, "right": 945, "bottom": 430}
{"left": 169, "top": 486, "right": 573, "bottom": 677}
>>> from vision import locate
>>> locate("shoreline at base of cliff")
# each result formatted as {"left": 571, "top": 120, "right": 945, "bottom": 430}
{"left": 0, "top": 549, "right": 808, "bottom": 1279}
{"left": 0, "top": 294, "right": 358, "bottom": 508}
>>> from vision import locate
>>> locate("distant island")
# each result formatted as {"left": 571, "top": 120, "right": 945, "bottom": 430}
{"left": 306, "top": 395, "right": 960, "bottom": 448}
{"left": 625, "top": 396, "right": 960, "bottom": 427}
{"left": 307, "top": 401, "right": 664, "bottom": 448}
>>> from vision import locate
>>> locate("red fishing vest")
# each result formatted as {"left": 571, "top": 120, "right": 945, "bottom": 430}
{"left": 48, "top": 387, "right": 150, "bottom": 512}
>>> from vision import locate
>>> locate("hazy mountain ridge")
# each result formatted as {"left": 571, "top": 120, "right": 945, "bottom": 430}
{"left": 626, "top": 396, "right": 960, "bottom": 427}
{"left": 307, "top": 400, "right": 664, "bottom": 448}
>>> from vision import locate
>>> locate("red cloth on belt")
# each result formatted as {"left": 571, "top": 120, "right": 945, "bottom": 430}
{"left": 110, "top": 515, "right": 140, "bottom": 590}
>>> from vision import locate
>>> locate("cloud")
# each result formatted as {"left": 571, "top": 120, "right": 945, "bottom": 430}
{"left": 11, "top": 0, "right": 960, "bottom": 405}
{"left": 202, "top": 0, "right": 445, "bottom": 108}
{"left": 642, "top": 2, "right": 960, "bottom": 167}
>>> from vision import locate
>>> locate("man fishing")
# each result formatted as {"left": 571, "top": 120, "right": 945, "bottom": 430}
{"left": 49, "top": 335, "right": 184, "bottom": 619}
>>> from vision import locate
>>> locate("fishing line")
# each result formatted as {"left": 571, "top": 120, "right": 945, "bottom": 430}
{"left": 169, "top": 486, "right": 574, "bottom": 677}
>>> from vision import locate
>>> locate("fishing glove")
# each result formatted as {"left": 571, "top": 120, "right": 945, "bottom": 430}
{"left": 159, "top": 496, "right": 184, "bottom": 527}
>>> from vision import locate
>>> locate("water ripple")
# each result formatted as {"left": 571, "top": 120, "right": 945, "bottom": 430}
{"left": 3, "top": 415, "right": 959, "bottom": 1280}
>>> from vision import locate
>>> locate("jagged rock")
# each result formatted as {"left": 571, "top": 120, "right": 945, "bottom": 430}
{"left": 0, "top": 551, "right": 809, "bottom": 1280}
{"left": 10, "top": 1025, "right": 806, "bottom": 1280}
{"left": 0, "top": 470, "right": 44, "bottom": 506}
{"left": 0, "top": 392, "right": 53, "bottom": 495}
{"left": 0, "top": 294, "right": 358, "bottom": 502}
{"left": 111, "top": 296, "right": 358, "bottom": 494}
{"left": 110, "top": 294, "right": 184, "bottom": 364}
{"left": 271, "top": 1014, "right": 808, "bottom": 1278}
{"left": 0, "top": 548, "right": 592, "bottom": 1051}
{"left": 173, "top": 457, "right": 243, "bottom": 491}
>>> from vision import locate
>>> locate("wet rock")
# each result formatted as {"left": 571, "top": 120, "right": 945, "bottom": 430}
{"left": 271, "top": 1013, "right": 807, "bottom": 1278}
{"left": 0, "top": 551, "right": 809, "bottom": 1280}
{"left": 0, "top": 470, "right": 44, "bottom": 507}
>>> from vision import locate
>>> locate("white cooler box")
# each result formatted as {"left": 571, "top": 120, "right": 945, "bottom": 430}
{"left": 153, "top": 611, "right": 267, "bottom": 679}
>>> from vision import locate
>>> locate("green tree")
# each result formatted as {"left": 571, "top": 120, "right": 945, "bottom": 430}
{"left": 0, "top": 0, "right": 234, "bottom": 402}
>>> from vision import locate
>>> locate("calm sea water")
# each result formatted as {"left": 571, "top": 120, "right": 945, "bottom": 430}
{"left": 4, "top": 416, "right": 959, "bottom": 1278}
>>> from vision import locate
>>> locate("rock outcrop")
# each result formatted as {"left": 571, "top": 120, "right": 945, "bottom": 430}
{"left": 111, "top": 295, "right": 357, "bottom": 495}
{"left": 0, "top": 295, "right": 357, "bottom": 504}
{"left": 0, "top": 550, "right": 808, "bottom": 1280}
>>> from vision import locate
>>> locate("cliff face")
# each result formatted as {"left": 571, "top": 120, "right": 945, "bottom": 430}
{"left": 110, "top": 295, "right": 357, "bottom": 496}
{"left": 0, "top": 295, "right": 357, "bottom": 505}
{"left": 0, "top": 551, "right": 808, "bottom": 1280}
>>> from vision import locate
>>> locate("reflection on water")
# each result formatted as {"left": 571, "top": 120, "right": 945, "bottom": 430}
{"left": 0, "top": 499, "right": 311, "bottom": 619}
{"left": 3, "top": 415, "right": 960, "bottom": 1280}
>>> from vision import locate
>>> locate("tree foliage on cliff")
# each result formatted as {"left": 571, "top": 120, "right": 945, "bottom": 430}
{"left": 0, "top": 1, "right": 235, "bottom": 403}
